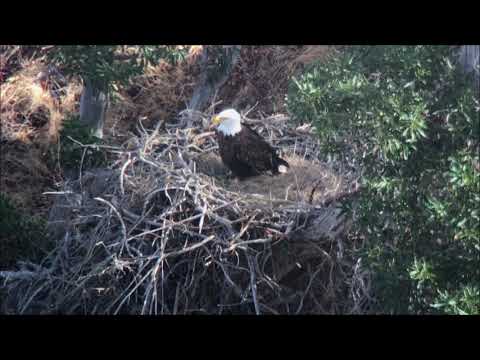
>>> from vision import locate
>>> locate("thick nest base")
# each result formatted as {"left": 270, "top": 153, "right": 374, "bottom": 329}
{"left": 1, "top": 111, "right": 370, "bottom": 314}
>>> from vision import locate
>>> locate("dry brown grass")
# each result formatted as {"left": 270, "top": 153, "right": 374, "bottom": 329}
{"left": 106, "top": 50, "right": 201, "bottom": 142}
{"left": 0, "top": 53, "right": 81, "bottom": 214}
{"left": 1, "top": 58, "right": 81, "bottom": 145}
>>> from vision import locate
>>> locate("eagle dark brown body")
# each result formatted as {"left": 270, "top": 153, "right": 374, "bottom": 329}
{"left": 216, "top": 124, "right": 289, "bottom": 179}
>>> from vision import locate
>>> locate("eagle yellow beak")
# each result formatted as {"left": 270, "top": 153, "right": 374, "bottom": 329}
{"left": 211, "top": 115, "right": 222, "bottom": 127}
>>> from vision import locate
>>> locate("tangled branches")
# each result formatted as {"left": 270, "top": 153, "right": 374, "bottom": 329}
{"left": 1, "top": 111, "right": 371, "bottom": 314}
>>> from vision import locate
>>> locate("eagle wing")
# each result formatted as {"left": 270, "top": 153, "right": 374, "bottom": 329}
{"left": 234, "top": 124, "right": 280, "bottom": 173}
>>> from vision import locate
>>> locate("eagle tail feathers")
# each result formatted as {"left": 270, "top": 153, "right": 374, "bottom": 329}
{"left": 276, "top": 157, "right": 289, "bottom": 174}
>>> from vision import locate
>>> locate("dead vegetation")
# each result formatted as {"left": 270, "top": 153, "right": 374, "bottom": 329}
{"left": 0, "top": 45, "right": 372, "bottom": 314}
{"left": 106, "top": 45, "right": 334, "bottom": 141}
{"left": 1, "top": 45, "right": 332, "bottom": 146}
{"left": 218, "top": 46, "right": 334, "bottom": 114}
{"left": 1, "top": 110, "right": 370, "bottom": 314}
{"left": 1, "top": 51, "right": 82, "bottom": 214}
{"left": 1, "top": 57, "right": 81, "bottom": 145}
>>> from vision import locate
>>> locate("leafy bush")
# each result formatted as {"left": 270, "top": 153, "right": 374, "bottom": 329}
{"left": 49, "top": 114, "right": 107, "bottom": 172}
{"left": 287, "top": 45, "right": 480, "bottom": 314}
{"left": 48, "top": 45, "right": 187, "bottom": 94}
{"left": 0, "top": 193, "right": 49, "bottom": 270}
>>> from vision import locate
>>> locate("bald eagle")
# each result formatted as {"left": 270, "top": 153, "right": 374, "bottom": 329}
{"left": 211, "top": 109, "right": 289, "bottom": 179}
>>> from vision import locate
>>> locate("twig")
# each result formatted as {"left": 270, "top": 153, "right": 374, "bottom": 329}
{"left": 120, "top": 156, "right": 133, "bottom": 195}
{"left": 94, "top": 197, "right": 129, "bottom": 255}
{"left": 246, "top": 252, "right": 261, "bottom": 315}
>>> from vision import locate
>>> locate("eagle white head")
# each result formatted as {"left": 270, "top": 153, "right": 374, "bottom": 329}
{"left": 211, "top": 108, "right": 242, "bottom": 136}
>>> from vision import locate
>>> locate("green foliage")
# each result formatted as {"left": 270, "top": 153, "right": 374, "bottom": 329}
{"left": 48, "top": 45, "right": 187, "bottom": 94}
{"left": 432, "top": 285, "right": 480, "bottom": 315}
{"left": 0, "top": 193, "right": 49, "bottom": 270}
{"left": 52, "top": 114, "right": 108, "bottom": 171}
{"left": 287, "top": 46, "right": 480, "bottom": 314}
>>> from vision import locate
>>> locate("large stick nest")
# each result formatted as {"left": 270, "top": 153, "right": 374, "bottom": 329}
{"left": 1, "top": 111, "right": 372, "bottom": 314}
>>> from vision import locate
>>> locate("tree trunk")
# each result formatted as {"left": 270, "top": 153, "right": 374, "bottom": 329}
{"left": 457, "top": 45, "right": 479, "bottom": 97}
{"left": 79, "top": 78, "right": 109, "bottom": 139}
{"left": 188, "top": 45, "right": 242, "bottom": 112}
